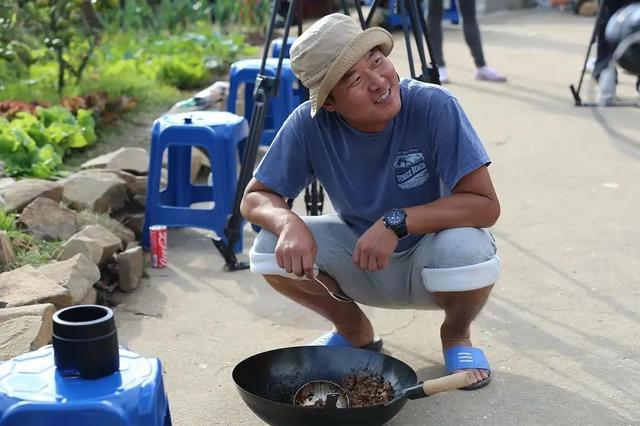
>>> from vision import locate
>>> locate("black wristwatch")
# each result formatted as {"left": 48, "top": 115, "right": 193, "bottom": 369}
{"left": 382, "top": 208, "right": 408, "bottom": 239}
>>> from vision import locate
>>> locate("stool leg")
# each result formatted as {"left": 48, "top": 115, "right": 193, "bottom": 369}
{"left": 167, "top": 146, "right": 193, "bottom": 207}
{"left": 227, "top": 72, "right": 239, "bottom": 113}
{"left": 164, "top": 406, "right": 172, "bottom": 426}
{"left": 143, "top": 126, "right": 165, "bottom": 249}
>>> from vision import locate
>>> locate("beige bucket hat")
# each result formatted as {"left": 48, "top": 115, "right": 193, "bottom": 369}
{"left": 289, "top": 13, "right": 394, "bottom": 117}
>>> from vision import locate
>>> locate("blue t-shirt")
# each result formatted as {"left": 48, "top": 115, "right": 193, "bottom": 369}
{"left": 254, "top": 79, "right": 490, "bottom": 251}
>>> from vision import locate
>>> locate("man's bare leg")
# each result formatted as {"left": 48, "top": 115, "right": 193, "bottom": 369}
{"left": 432, "top": 285, "right": 494, "bottom": 382}
{"left": 264, "top": 273, "right": 374, "bottom": 347}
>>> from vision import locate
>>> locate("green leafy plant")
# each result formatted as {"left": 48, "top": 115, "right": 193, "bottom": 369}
{"left": 0, "top": 106, "right": 96, "bottom": 178}
{"left": 95, "top": 29, "right": 257, "bottom": 90}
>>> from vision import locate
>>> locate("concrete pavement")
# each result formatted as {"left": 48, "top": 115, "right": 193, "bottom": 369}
{"left": 115, "top": 9, "right": 640, "bottom": 425}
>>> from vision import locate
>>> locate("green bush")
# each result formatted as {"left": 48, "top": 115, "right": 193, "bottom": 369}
{"left": 96, "top": 29, "right": 257, "bottom": 90}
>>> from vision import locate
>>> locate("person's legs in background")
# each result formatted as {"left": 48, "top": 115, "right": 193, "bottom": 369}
{"left": 457, "top": 0, "right": 506, "bottom": 82}
{"left": 428, "top": 0, "right": 505, "bottom": 83}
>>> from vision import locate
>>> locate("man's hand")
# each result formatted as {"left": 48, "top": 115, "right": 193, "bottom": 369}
{"left": 352, "top": 220, "right": 398, "bottom": 272}
{"left": 275, "top": 216, "right": 317, "bottom": 280}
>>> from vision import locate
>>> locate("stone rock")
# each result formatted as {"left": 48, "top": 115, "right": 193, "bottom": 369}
{"left": 81, "top": 147, "right": 148, "bottom": 175}
{"left": 130, "top": 195, "right": 146, "bottom": 212}
{"left": 0, "top": 230, "right": 14, "bottom": 268}
{"left": 0, "top": 304, "right": 55, "bottom": 361}
{"left": 76, "top": 213, "right": 135, "bottom": 248}
{"left": 62, "top": 172, "right": 127, "bottom": 214}
{"left": 17, "top": 197, "right": 78, "bottom": 241}
{"left": 80, "top": 287, "right": 97, "bottom": 305}
{"left": 0, "top": 178, "right": 14, "bottom": 209}
{"left": 110, "top": 223, "right": 136, "bottom": 248}
{"left": 0, "top": 177, "right": 15, "bottom": 192}
{"left": 190, "top": 148, "right": 205, "bottom": 182}
{"left": 76, "top": 225, "right": 122, "bottom": 262}
{"left": 127, "top": 176, "right": 147, "bottom": 197}
{"left": 121, "top": 213, "right": 145, "bottom": 239}
{"left": 195, "top": 147, "right": 211, "bottom": 169}
{"left": 0, "top": 179, "right": 63, "bottom": 213}
{"left": 57, "top": 225, "right": 122, "bottom": 265}
{"left": 162, "top": 148, "right": 207, "bottom": 183}
{"left": 161, "top": 168, "right": 168, "bottom": 186}
{"left": 38, "top": 254, "right": 100, "bottom": 304}
{"left": 0, "top": 265, "right": 72, "bottom": 309}
{"left": 116, "top": 246, "right": 144, "bottom": 292}
{"left": 57, "top": 237, "right": 103, "bottom": 265}
{"left": 86, "top": 169, "right": 137, "bottom": 184}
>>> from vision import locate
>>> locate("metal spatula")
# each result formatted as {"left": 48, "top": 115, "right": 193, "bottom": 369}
{"left": 293, "top": 380, "right": 349, "bottom": 408}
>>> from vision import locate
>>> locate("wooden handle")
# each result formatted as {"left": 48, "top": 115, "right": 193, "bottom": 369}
{"left": 422, "top": 371, "right": 477, "bottom": 396}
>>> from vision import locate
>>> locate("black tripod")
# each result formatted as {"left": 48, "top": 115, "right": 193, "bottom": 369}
{"left": 570, "top": 0, "right": 609, "bottom": 106}
{"left": 213, "top": 0, "right": 440, "bottom": 271}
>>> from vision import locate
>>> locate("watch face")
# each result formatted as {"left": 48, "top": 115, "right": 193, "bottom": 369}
{"left": 385, "top": 209, "right": 405, "bottom": 226}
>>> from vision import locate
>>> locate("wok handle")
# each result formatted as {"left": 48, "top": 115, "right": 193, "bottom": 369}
{"left": 403, "top": 372, "right": 477, "bottom": 400}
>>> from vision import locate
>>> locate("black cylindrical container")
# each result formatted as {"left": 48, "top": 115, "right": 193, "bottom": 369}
{"left": 52, "top": 305, "right": 119, "bottom": 379}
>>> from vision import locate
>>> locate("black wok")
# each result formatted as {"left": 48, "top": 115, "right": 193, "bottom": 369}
{"left": 232, "top": 346, "right": 473, "bottom": 426}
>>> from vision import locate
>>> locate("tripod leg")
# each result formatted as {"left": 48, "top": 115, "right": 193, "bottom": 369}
{"left": 216, "top": 0, "right": 302, "bottom": 270}
{"left": 406, "top": 0, "right": 431, "bottom": 82}
{"left": 416, "top": 0, "right": 440, "bottom": 84}
{"left": 340, "top": 0, "right": 350, "bottom": 15}
{"left": 571, "top": 0, "right": 607, "bottom": 106}
{"left": 398, "top": 0, "right": 417, "bottom": 79}
{"left": 353, "top": 0, "right": 366, "bottom": 28}
{"left": 365, "top": 0, "right": 381, "bottom": 27}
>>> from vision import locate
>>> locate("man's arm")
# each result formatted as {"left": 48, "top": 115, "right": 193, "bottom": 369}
{"left": 240, "top": 178, "right": 297, "bottom": 235}
{"left": 241, "top": 178, "right": 317, "bottom": 279}
{"left": 352, "top": 165, "right": 499, "bottom": 272}
{"left": 405, "top": 165, "right": 500, "bottom": 234}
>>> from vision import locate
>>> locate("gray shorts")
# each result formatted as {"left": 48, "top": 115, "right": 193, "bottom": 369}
{"left": 249, "top": 214, "right": 499, "bottom": 309}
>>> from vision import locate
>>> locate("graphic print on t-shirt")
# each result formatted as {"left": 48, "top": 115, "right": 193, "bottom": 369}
{"left": 394, "top": 148, "right": 428, "bottom": 189}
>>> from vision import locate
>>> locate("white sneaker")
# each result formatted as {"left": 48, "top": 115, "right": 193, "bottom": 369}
{"left": 475, "top": 66, "right": 507, "bottom": 82}
{"left": 437, "top": 66, "right": 450, "bottom": 84}
{"left": 598, "top": 64, "right": 617, "bottom": 106}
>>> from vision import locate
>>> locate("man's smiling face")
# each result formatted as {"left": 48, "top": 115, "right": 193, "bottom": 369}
{"left": 322, "top": 48, "right": 402, "bottom": 133}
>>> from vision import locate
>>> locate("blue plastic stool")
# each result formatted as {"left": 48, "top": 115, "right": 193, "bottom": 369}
{"left": 368, "top": 0, "right": 460, "bottom": 28}
{"left": 271, "top": 36, "right": 297, "bottom": 59}
{"left": 227, "top": 58, "right": 302, "bottom": 147}
{"left": 443, "top": 0, "right": 460, "bottom": 25}
{"left": 142, "top": 111, "right": 249, "bottom": 253}
{"left": 0, "top": 345, "right": 171, "bottom": 426}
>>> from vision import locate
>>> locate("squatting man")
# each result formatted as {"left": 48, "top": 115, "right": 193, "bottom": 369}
{"left": 240, "top": 13, "right": 500, "bottom": 389}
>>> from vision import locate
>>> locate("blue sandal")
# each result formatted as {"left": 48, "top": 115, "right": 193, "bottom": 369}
{"left": 308, "top": 331, "right": 384, "bottom": 352}
{"left": 444, "top": 346, "right": 492, "bottom": 390}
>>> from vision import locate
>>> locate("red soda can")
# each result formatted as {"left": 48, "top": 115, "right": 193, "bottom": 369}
{"left": 149, "top": 225, "right": 168, "bottom": 268}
